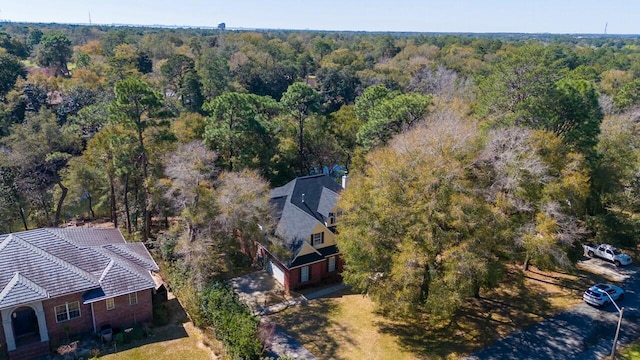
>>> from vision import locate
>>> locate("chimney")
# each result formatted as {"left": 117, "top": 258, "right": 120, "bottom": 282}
{"left": 341, "top": 175, "right": 349, "bottom": 189}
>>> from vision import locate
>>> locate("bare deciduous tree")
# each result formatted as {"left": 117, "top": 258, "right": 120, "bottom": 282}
{"left": 408, "top": 64, "right": 470, "bottom": 101}
{"left": 216, "top": 169, "right": 273, "bottom": 260}
{"left": 479, "top": 127, "right": 549, "bottom": 213}
{"left": 165, "top": 141, "right": 218, "bottom": 211}
{"left": 165, "top": 141, "right": 218, "bottom": 243}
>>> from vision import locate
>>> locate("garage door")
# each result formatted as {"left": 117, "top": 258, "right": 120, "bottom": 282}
{"left": 267, "top": 259, "right": 285, "bottom": 285}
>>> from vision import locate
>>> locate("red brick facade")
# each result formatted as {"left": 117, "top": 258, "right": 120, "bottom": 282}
{"left": 285, "top": 255, "right": 343, "bottom": 291}
{"left": 1, "top": 289, "right": 153, "bottom": 356}
{"left": 91, "top": 290, "right": 153, "bottom": 332}
{"left": 43, "top": 293, "right": 94, "bottom": 345}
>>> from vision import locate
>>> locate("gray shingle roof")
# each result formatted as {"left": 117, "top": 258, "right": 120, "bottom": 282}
{"left": 0, "top": 228, "right": 158, "bottom": 309}
{"left": 268, "top": 174, "right": 342, "bottom": 266}
{"left": 317, "top": 187, "right": 339, "bottom": 218}
{"left": 0, "top": 273, "right": 49, "bottom": 309}
{"left": 290, "top": 252, "right": 324, "bottom": 268}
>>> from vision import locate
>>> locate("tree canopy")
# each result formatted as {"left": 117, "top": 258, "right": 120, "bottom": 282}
{"left": 36, "top": 31, "right": 73, "bottom": 76}
{"left": 2, "top": 23, "right": 640, "bottom": 338}
{"left": 338, "top": 112, "right": 588, "bottom": 320}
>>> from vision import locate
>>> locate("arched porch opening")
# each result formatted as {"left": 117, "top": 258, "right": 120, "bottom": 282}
{"left": 11, "top": 306, "right": 41, "bottom": 347}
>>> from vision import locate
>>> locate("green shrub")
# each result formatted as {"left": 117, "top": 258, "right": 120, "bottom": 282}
{"left": 200, "top": 283, "right": 262, "bottom": 360}
{"left": 114, "top": 332, "right": 124, "bottom": 346}
{"left": 132, "top": 324, "right": 144, "bottom": 340}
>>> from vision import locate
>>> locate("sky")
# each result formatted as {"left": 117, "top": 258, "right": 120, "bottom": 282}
{"left": 0, "top": 0, "right": 638, "bottom": 35}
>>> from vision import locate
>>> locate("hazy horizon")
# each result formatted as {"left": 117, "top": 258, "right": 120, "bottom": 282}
{"left": 3, "top": 20, "right": 639, "bottom": 37}
{"left": 1, "top": 0, "right": 638, "bottom": 35}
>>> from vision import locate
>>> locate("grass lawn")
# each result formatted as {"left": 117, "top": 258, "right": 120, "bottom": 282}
{"left": 269, "top": 264, "right": 613, "bottom": 359}
{"left": 269, "top": 289, "right": 418, "bottom": 360}
{"left": 98, "top": 322, "right": 214, "bottom": 360}
{"left": 622, "top": 342, "right": 640, "bottom": 359}
{"left": 98, "top": 294, "right": 216, "bottom": 360}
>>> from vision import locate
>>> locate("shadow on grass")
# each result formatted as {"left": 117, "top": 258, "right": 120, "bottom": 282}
{"left": 528, "top": 263, "right": 614, "bottom": 292}
{"left": 268, "top": 290, "right": 358, "bottom": 360}
{"left": 375, "top": 264, "right": 619, "bottom": 359}
{"left": 269, "top": 264, "right": 612, "bottom": 360}
{"left": 101, "top": 297, "right": 190, "bottom": 355}
{"left": 373, "top": 271, "right": 559, "bottom": 359}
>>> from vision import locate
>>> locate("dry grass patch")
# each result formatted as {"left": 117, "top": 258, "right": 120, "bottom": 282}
{"left": 99, "top": 293, "right": 218, "bottom": 360}
{"left": 98, "top": 322, "right": 215, "bottom": 360}
{"left": 269, "top": 289, "right": 418, "bottom": 360}
{"left": 269, "top": 264, "right": 613, "bottom": 359}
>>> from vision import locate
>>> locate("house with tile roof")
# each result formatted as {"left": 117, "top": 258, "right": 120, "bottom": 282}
{"left": 258, "top": 174, "right": 345, "bottom": 292}
{"left": 0, "top": 228, "right": 158, "bottom": 360}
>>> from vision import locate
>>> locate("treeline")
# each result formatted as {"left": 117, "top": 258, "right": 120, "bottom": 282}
{"left": 1, "top": 22, "right": 640, "bottom": 333}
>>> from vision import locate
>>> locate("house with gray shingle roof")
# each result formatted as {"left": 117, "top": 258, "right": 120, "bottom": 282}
{"left": 258, "top": 174, "right": 345, "bottom": 292}
{"left": 0, "top": 228, "right": 158, "bottom": 360}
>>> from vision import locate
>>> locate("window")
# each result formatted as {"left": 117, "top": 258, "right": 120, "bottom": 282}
{"left": 129, "top": 292, "right": 138, "bottom": 305}
{"left": 300, "top": 266, "right": 310, "bottom": 282}
{"left": 311, "top": 232, "right": 324, "bottom": 246}
{"left": 55, "top": 301, "right": 81, "bottom": 323}
{"left": 328, "top": 256, "right": 336, "bottom": 272}
{"left": 106, "top": 298, "right": 115, "bottom": 310}
{"left": 328, "top": 212, "right": 336, "bottom": 226}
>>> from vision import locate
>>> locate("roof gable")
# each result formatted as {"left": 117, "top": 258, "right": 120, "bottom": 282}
{"left": 0, "top": 234, "right": 99, "bottom": 300}
{"left": 268, "top": 174, "right": 342, "bottom": 263}
{"left": 0, "top": 273, "right": 49, "bottom": 309}
{"left": 87, "top": 259, "right": 155, "bottom": 302}
{"left": 0, "top": 228, "right": 158, "bottom": 310}
{"left": 103, "top": 243, "right": 159, "bottom": 271}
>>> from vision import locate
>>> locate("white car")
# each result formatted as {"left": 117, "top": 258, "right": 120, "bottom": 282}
{"left": 583, "top": 283, "right": 624, "bottom": 307}
{"left": 583, "top": 243, "right": 633, "bottom": 266}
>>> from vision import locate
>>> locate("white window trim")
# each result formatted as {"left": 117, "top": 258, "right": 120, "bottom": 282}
{"left": 106, "top": 298, "right": 115, "bottom": 310}
{"left": 55, "top": 301, "right": 81, "bottom": 323}
{"left": 311, "top": 232, "right": 323, "bottom": 246}
{"left": 300, "top": 266, "right": 310, "bottom": 282}
{"left": 328, "top": 256, "right": 336, "bottom": 272}
{"left": 129, "top": 292, "right": 138, "bottom": 305}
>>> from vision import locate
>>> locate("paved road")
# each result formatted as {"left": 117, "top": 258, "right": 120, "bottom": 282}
{"left": 466, "top": 259, "right": 640, "bottom": 360}
{"left": 231, "top": 271, "right": 348, "bottom": 359}
{"left": 262, "top": 318, "right": 317, "bottom": 360}
{"left": 262, "top": 284, "right": 347, "bottom": 359}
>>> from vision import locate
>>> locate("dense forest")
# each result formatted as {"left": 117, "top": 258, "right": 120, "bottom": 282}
{"left": 2, "top": 22, "right": 640, "bottom": 357}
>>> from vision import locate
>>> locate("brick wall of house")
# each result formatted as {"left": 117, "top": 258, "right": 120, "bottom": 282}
{"left": 283, "top": 267, "right": 291, "bottom": 292}
{"left": 287, "top": 266, "right": 299, "bottom": 290}
{"left": 92, "top": 290, "right": 153, "bottom": 332}
{"left": 288, "top": 261, "right": 325, "bottom": 290}
{"left": 321, "top": 255, "right": 342, "bottom": 282}
{"left": 42, "top": 293, "right": 94, "bottom": 346}
{"left": 287, "top": 254, "right": 343, "bottom": 291}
